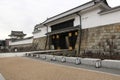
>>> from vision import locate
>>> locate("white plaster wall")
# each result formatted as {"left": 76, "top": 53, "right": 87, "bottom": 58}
{"left": 100, "top": 10, "right": 120, "bottom": 25}
{"left": 81, "top": 8, "right": 101, "bottom": 29}
{"left": 74, "top": 16, "right": 80, "bottom": 27}
{"left": 33, "top": 27, "right": 47, "bottom": 38}
{"left": 48, "top": 26, "right": 51, "bottom": 32}
{"left": 9, "top": 38, "right": 33, "bottom": 46}
{"left": 33, "top": 32, "right": 41, "bottom": 39}
{"left": 77, "top": 8, "right": 120, "bottom": 29}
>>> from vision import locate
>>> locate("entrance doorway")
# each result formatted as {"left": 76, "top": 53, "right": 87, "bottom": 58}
{"left": 51, "top": 30, "right": 78, "bottom": 50}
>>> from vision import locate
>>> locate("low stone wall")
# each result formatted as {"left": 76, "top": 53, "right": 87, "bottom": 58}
{"left": 0, "top": 52, "right": 26, "bottom": 58}
{"left": 27, "top": 53, "right": 120, "bottom": 69}
{"left": 65, "top": 57, "right": 81, "bottom": 64}
{"left": 27, "top": 53, "right": 81, "bottom": 64}
{"left": 101, "top": 60, "right": 120, "bottom": 69}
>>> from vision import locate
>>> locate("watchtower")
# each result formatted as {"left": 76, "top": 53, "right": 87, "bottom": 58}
{"left": 9, "top": 31, "right": 26, "bottom": 40}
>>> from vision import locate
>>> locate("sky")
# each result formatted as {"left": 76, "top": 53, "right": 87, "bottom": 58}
{"left": 0, "top": 0, "right": 120, "bottom": 40}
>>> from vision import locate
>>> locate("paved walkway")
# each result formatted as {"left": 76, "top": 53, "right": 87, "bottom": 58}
{"left": 0, "top": 57, "right": 120, "bottom": 80}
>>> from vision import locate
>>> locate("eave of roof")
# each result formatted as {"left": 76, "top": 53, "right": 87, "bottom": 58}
{"left": 43, "top": 0, "right": 110, "bottom": 24}
{"left": 99, "top": 5, "right": 120, "bottom": 15}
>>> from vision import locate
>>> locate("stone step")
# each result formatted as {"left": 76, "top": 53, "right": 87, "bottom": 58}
{"left": 0, "top": 73, "right": 5, "bottom": 80}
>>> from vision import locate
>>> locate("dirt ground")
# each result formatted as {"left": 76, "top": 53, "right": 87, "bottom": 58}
{"left": 0, "top": 57, "right": 120, "bottom": 80}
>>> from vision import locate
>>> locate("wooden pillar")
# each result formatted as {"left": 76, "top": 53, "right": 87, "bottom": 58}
{"left": 56, "top": 35, "right": 60, "bottom": 50}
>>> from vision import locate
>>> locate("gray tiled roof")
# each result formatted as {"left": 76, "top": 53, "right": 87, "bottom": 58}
{"left": 9, "top": 31, "right": 26, "bottom": 36}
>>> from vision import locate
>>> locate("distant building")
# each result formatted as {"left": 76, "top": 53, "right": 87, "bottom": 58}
{"left": 9, "top": 31, "right": 26, "bottom": 40}
{"left": 8, "top": 31, "right": 33, "bottom": 52}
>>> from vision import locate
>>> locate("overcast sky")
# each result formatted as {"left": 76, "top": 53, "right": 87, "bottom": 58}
{"left": 0, "top": 0, "right": 120, "bottom": 39}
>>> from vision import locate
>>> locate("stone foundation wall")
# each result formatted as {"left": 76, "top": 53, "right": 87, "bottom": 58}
{"left": 84, "top": 24, "right": 120, "bottom": 51}
{"left": 32, "top": 36, "right": 47, "bottom": 51}
{"left": 76, "top": 23, "right": 120, "bottom": 59}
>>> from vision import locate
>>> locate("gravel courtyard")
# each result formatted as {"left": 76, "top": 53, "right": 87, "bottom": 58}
{"left": 0, "top": 57, "right": 120, "bottom": 80}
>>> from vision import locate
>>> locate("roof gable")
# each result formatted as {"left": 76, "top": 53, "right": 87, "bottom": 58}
{"left": 44, "top": 0, "right": 109, "bottom": 24}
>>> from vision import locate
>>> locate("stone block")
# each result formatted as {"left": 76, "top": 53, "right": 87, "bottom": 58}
{"left": 36, "top": 54, "right": 40, "bottom": 58}
{"left": 26, "top": 53, "right": 29, "bottom": 56}
{"left": 40, "top": 54, "right": 46, "bottom": 59}
{"left": 101, "top": 60, "right": 120, "bottom": 69}
{"left": 65, "top": 57, "right": 76, "bottom": 63}
{"left": 61, "top": 57, "right": 66, "bottom": 62}
{"left": 0, "top": 73, "right": 5, "bottom": 80}
{"left": 81, "top": 58, "right": 101, "bottom": 67}
{"left": 30, "top": 54, "right": 34, "bottom": 57}
{"left": 114, "top": 26, "right": 120, "bottom": 32}
{"left": 46, "top": 55, "right": 54, "bottom": 60}
{"left": 65, "top": 57, "right": 81, "bottom": 64}
{"left": 55, "top": 56, "right": 63, "bottom": 62}
{"left": 33, "top": 54, "right": 37, "bottom": 57}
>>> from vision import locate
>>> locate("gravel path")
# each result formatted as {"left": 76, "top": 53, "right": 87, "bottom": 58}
{"left": 0, "top": 57, "right": 120, "bottom": 80}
